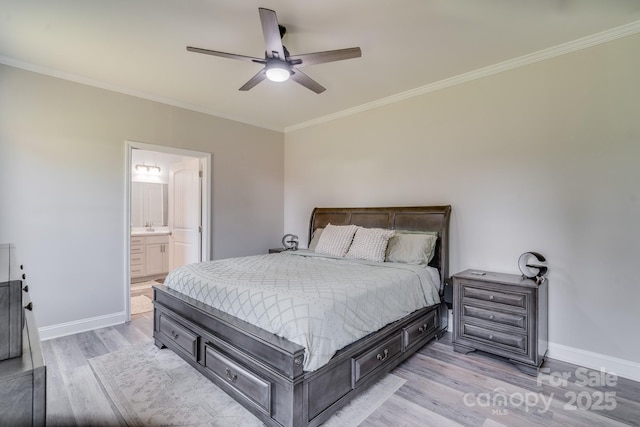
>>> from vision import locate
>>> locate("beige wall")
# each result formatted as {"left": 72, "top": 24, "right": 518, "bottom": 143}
{"left": 285, "top": 34, "right": 640, "bottom": 368}
{"left": 1, "top": 31, "right": 638, "bottom": 375}
{"left": 0, "top": 64, "right": 284, "bottom": 329}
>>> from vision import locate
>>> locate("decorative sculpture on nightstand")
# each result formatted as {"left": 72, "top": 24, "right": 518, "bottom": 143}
{"left": 281, "top": 234, "right": 299, "bottom": 251}
{"left": 518, "top": 252, "right": 548, "bottom": 283}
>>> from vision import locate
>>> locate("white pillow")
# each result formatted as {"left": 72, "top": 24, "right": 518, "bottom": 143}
{"left": 385, "top": 232, "right": 438, "bottom": 265}
{"left": 345, "top": 227, "right": 396, "bottom": 262}
{"left": 314, "top": 224, "right": 358, "bottom": 257}
{"left": 308, "top": 227, "right": 324, "bottom": 251}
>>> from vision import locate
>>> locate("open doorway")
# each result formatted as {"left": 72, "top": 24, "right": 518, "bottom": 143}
{"left": 125, "top": 141, "right": 211, "bottom": 320}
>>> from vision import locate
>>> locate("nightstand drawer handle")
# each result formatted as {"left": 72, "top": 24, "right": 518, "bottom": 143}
{"left": 489, "top": 334, "right": 494, "bottom": 340}
{"left": 489, "top": 295, "right": 494, "bottom": 300}
{"left": 418, "top": 323, "right": 429, "bottom": 333}
{"left": 171, "top": 330, "right": 179, "bottom": 340}
{"left": 376, "top": 349, "right": 389, "bottom": 362}
{"left": 489, "top": 315, "right": 494, "bottom": 320}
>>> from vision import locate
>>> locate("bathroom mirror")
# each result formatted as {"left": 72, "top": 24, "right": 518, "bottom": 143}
{"left": 131, "top": 182, "right": 168, "bottom": 227}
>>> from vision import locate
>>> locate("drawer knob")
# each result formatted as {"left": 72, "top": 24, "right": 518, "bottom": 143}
{"left": 489, "top": 334, "right": 494, "bottom": 340}
{"left": 489, "top": 295, "right": 494, "bottom": 300}
{"left": 489, "top": 315, "right": 494, "bottom": 320}
{"left": 25, "top": 302, "right": 33, "bottom": 311}
{"left": 418, "top": 323, "right": 429, "bottom": 333}
{"left": 225, "top": 368, "right": 238, "bottom": 383}
{"left": 23, "top": 285, "right": 29, "bottom": 293}
{"left": 171, "top": 330, "right": 179, "bottom": 340}
{"left": 22, "top": 273, "right": 26, "bottom": 280}
{"left": 376, "top": 349, "right": 389, "bottom": 362}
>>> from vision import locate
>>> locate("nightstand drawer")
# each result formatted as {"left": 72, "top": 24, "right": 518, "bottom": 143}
{"left": 463, "top": 286, "right": 526, "bottom": 308}
{"left": 462, "top": 323, "right": 527, "bottom": 354}
{"left": 462, "top": 304, "right": 526, "bottom": 330}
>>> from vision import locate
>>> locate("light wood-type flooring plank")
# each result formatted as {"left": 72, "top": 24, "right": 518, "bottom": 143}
{"left": 42, "top": 315, "right": 640, "bottom": 426}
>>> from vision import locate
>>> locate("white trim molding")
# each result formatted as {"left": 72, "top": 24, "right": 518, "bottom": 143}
{"left": 0, "top": 55, "right": 281, "bottom": 133}
{"left": 285, "top": 20, "right": 640, "bottom": 133}
{"left": 548, "top": 342, "right": 640, "bottom": 383}
{"left": 38, "top": 311, "right": 127, "bottom": 341}
{"left": 124, "top": 140, "right": 212, "bottom": 322}
{"left": 2, "top": 21, "right": 639, "bottom": 134}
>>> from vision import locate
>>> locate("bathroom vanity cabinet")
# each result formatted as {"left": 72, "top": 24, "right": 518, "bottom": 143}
{"left": 131, "top": 233, "right": 170, "bottom": 281}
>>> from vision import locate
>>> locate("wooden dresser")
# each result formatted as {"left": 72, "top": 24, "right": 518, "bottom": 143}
{"left": 452, "top": 269, "right": 548, "bottom": 375}
{"left": 0, "top": 244, "right": 46, "bottom": 425}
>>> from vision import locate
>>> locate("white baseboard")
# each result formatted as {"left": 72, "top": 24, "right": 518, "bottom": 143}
{"left": 38, "top": 311, "right": 127, "bottom": 341}
{"left": 446, "top": 309, "right": 639, "bottom": 382}
{"left": 548, "top": 342, "right": 640, "bottom": 383}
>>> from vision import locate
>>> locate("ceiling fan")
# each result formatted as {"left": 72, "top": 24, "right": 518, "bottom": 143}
{"left": 187, "top": 8, "right": 361, "bottom": 94}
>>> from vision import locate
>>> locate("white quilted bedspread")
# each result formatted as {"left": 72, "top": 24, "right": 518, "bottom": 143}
{"left": 163, "top": 250, "right": 440, "bottom": 371}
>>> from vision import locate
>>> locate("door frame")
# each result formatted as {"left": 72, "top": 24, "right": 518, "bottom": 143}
{"left": 124, "top": 140, "right": 212, "bottom": 321}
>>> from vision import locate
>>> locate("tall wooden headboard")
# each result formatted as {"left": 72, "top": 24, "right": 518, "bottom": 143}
{"left": 309, "top": 206, "right": 452, "bottom": 288}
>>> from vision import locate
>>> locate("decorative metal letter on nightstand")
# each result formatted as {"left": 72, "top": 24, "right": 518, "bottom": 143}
{"left": 452, "top": 269, "right": 548, "bottom": 376}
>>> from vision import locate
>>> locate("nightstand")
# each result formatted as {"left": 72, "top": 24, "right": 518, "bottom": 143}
{"left": 268, "top": 248, "right": 285, "bottom": 254}
{"left": 452, "top": 269, "right": 548, "bottom": 376}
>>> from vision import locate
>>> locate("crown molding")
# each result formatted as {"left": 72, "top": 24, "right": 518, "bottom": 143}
{"left": 285, "top": 20, "right": 640, "bottom": 133}
{"left": 2, "top": 19, "right": 639, "bottom": 135}
{"left": 0, "top": 55, "right": 282, "bottom": 133}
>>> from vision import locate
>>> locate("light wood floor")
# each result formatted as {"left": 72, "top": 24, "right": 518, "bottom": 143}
{"left": 42, "top": 314, "right": 640, "bottom": 426}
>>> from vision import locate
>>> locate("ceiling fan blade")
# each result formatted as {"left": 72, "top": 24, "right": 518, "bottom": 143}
{"left": 258, "top": 8, "right": 286, "bottom": 59}
{"left": 290, "top": 69, "right": 326, "bottom": 94}
{"left": 288, "top": 47, "right": 361, "bottom": 67}
{"left": 187, "top": 46, "right": 264, "bottom": 63}
{"left": 239, "top": 69, "right": 267, "bottom": 91}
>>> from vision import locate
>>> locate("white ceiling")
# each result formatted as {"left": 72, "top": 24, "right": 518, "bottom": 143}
{"left": 2, "top": 0, "right": 640, "bottom": 132}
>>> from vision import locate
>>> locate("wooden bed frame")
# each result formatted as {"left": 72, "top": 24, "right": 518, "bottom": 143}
{"left": 153, "top": 205, "right": 451, "bottom": 427}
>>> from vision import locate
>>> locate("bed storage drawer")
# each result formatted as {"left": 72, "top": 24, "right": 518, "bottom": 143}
{"left": 403, "top": 309, "right": 438, "bottom": 351}
{"left": 204, "top": 345, "right": 271, "bottom": 415}
{"left": 157, "top": 313, "right": 199, "bottom": 359}
{"left": 352, "top": 332, "right": 402, "bottom": 387}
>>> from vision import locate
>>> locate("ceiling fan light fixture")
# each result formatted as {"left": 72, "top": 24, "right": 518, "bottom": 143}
{"left": 265, "top": 62, "right": 290, "bottom": 82}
